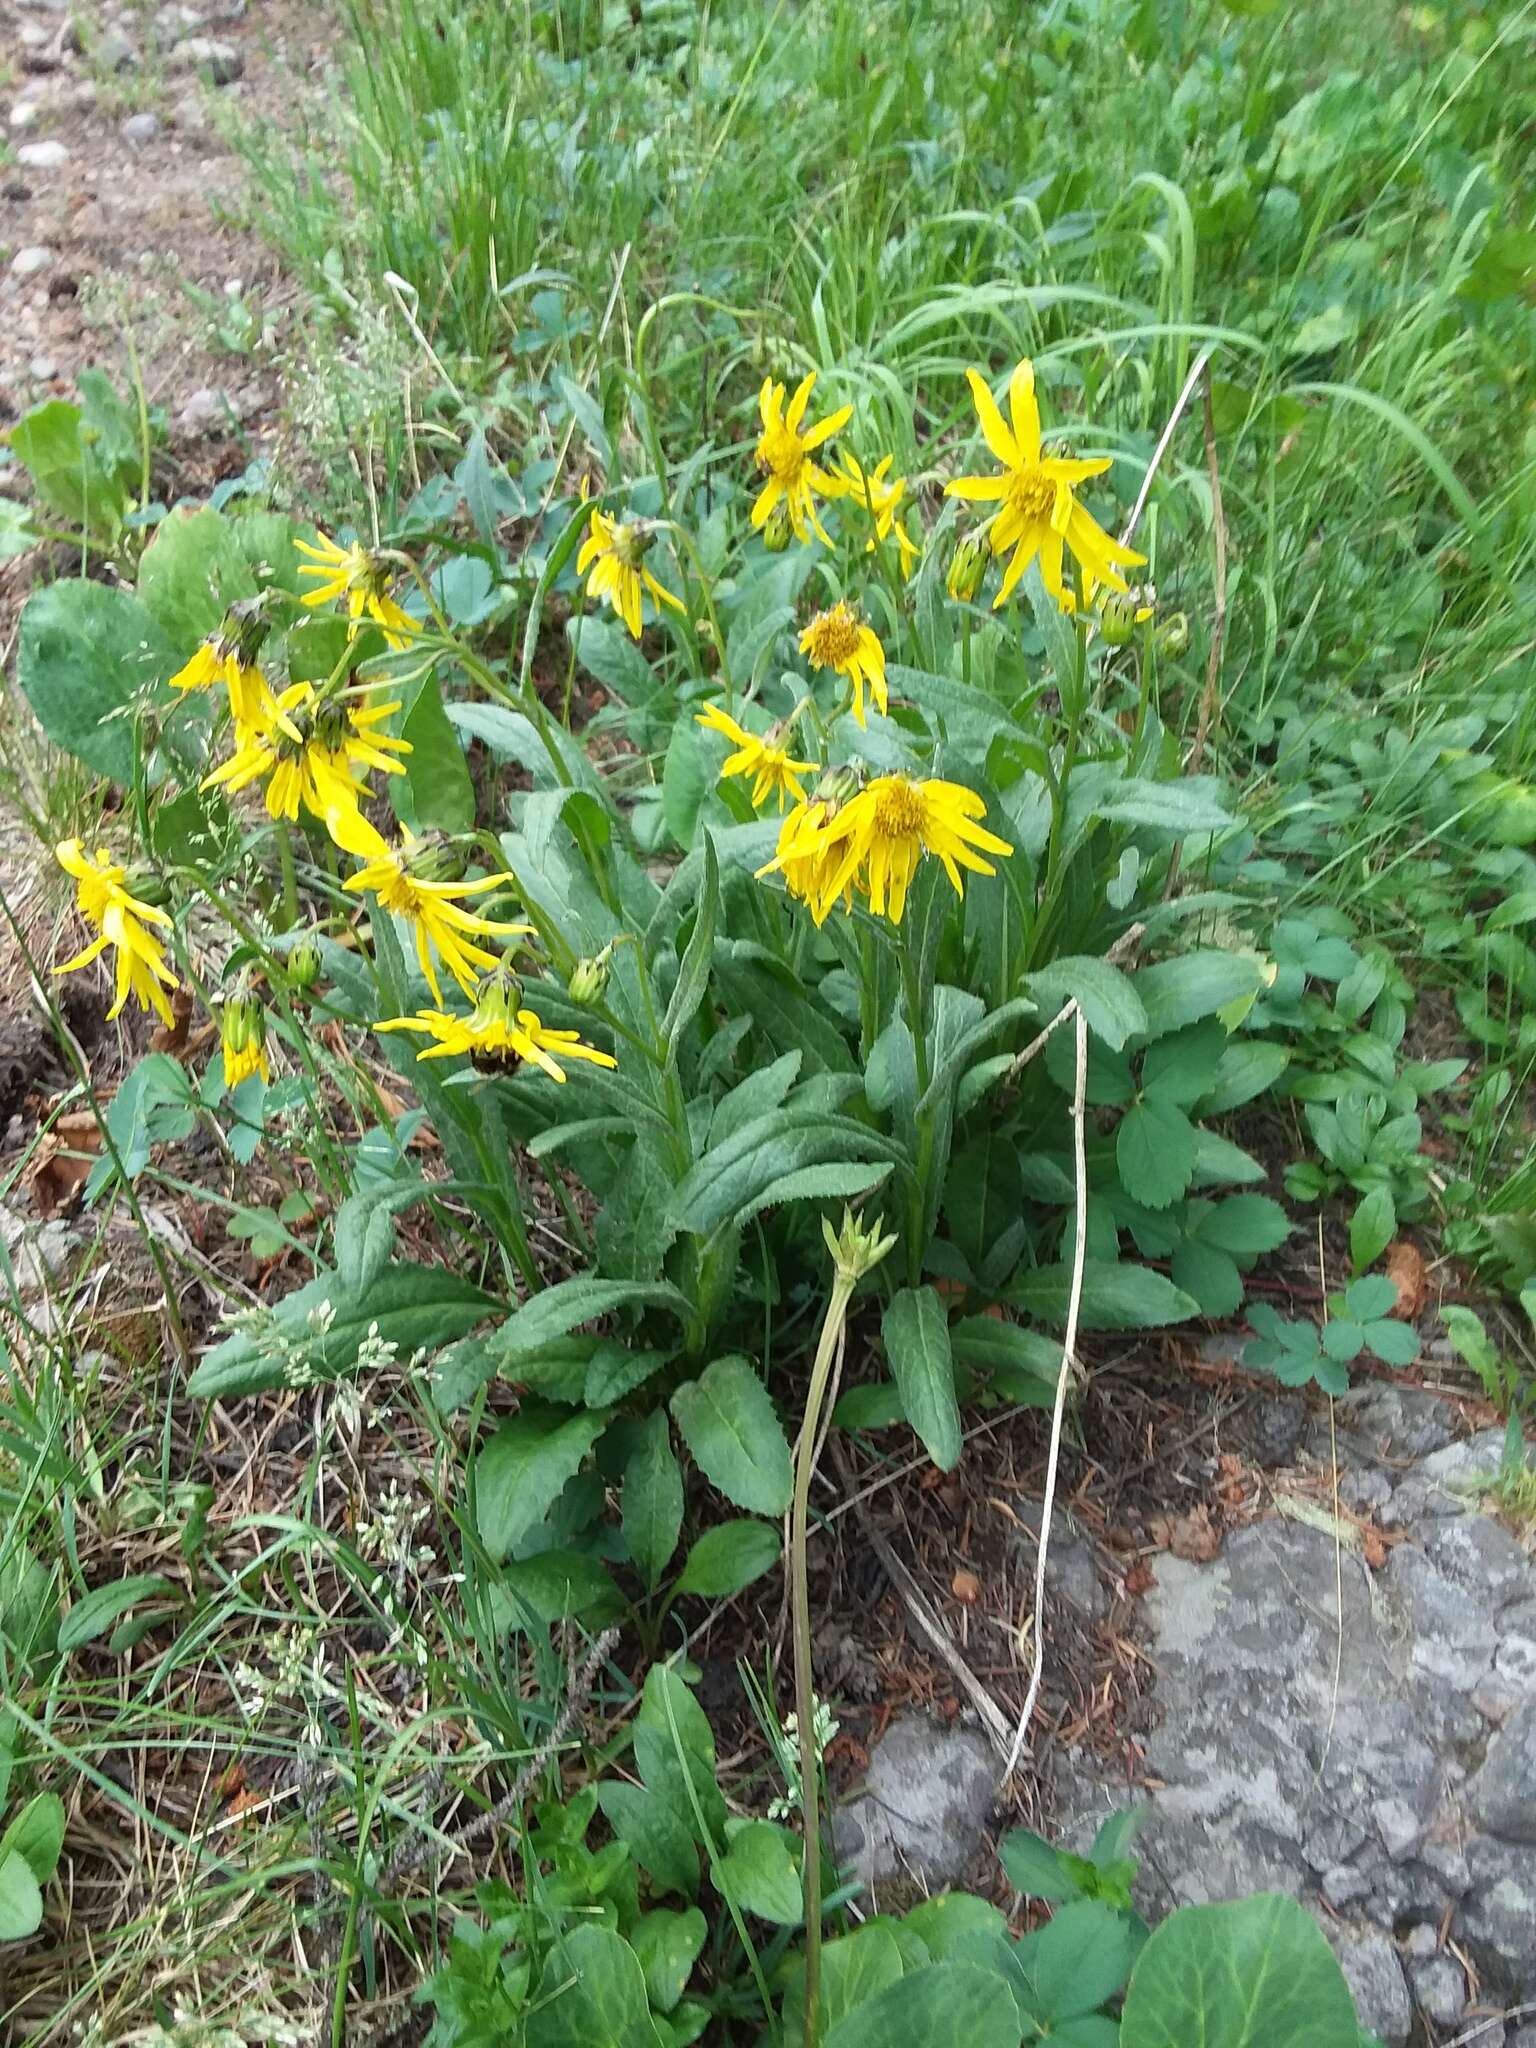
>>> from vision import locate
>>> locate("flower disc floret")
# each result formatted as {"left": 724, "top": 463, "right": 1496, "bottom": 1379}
{"left": 377, "top": 973, "right": 617, "bottom": 1083}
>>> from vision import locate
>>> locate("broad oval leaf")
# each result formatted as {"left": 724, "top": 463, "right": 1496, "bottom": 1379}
{"left": 881, "top": 1287, "right": 962, "bottom": 1471}
{"left": 823, "top": 1960, "right": 1023, "bottom": 2048}
{"left": 1118, "top": 1893, "right": 1360, "bottom": 2048}
{"left": 475, "top": 1406, "right": 610, "bottom": 1562}
{"left": 526, "top": 1922, "right": 668, "bottom": 2047}
{"left": 673, "top": 1519, "right": 781, "bottom": 1598}
{"left": 58, "top": 1575, "right": 175, "bottom": 1654}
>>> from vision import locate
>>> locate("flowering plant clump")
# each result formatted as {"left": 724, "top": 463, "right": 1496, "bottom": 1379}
{"left": 26, "top": 337, "right": 1278, "bottom": 1618}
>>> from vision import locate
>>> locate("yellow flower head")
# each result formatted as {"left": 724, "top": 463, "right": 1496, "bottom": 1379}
{"left": 828, "top": 451, "right": 921, "bottom": 578}
{"left": 54, "top": 838, "right": 179, "bottom": 1028}
{"left": 753, "top": 775, "right": 861, "bottom": 927}
{"left": 340, "top": 816, "right": 533, "bottom": 1005}
{"left": 295, "top": 531, "right": 418, "bottom": 649}
{"left": 202, "top": 682, "right": 410, "bottom": 846}
{"left": 695, "top": 702, "right": 816, "bottom": 812}
{"left": 377, "top": 966, "right": 618, "bottom": 1083}
{"left": 946, "top": 359, "right": 1144, "bottom": 613}
{"left": 577, "top": 499, "right": 685, "bottom": 641}
{"left": 168, "top": 611, "right": 287, "bottom": 741}
{"left": 799, "top": 601, "right": 887, "bottom": 727}
{"left": 752, "top": 372, "right": 852, "bottom": 547}
{"left": 767, "top": 774, "right": 1013, "bottom": 926}
{"left": 219, "top": 990, "right": 270, "bottom": 1090}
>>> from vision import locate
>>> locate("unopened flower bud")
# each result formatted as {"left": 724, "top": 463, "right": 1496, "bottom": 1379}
{"left": 567, "top": 952, "right": 611, "bottom": 1007}
{"left": 946, "top": 532, "right": 989, "bottom": 602}
{"left": 811, "top": 763, "right": 861, "bottom": 820}
{"left": 472, "top": 961, "right": 525, "bottom": 1029}
{"left": 1099, "top": 586, "right": 1154, "bottom": 647}
{"left": 225, "top": 596, "right": 274, "bottom": 667}
{"left": 405, "top": 832, "right": 467, "bottom": 886}
{"left": 125, "top": 865, "right": 172, "bottom": 910}
{"left": 287, "top": 932, "right": 323, "bottom": 992}
{"left": 762, "top": 500, "right": 794, "bottom": 553}
{"left": 219, "top": 991, "right": 269, "bottom": 1089}
{"left": 1156, "top": 611, "right": 1190, "bottom": 658}
{"left": 822, "top": 1205, "right": 899, "bottom": 1286}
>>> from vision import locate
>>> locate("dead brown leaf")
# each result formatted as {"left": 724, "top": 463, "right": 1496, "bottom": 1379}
{"left": 951, "top": 1568, "right": 981, "bottom": 1605}
{"left": 28, "top": 1109, "right": 103, "bottom": 1216}
{"left": 1149, "top": 1503, "right": 1223, "bottom": 1562}
{"left": 1362, "top": 1530, "right": 1388, "bottom": 1571}
{"left": 1123, "top": 1560, "right": 1155, "bottom": 1597}
{"left": 149, "top": 987, "right": 195, "bottom": 1055}
{"left": 1385, "top": 1239, "right": 1427, "bottom": 1320}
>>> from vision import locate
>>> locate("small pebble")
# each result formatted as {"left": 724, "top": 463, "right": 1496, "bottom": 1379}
{"left": 28, "top": 355, "right": 57, "bottom": 380}
{"left": 121, "top": 111, "right": 161, "bottom": 146}
{"left": 176, "top": 386, "right": 232, "bottom": 434}
{"left": 17, "top": 139, "right": 69, "bottom": 168}
{"left": 92, "top": 30, "right": 140, "bottom": 72}
{"left": 9, "top": 100, "right": 43, "bottom": 130}
{"left": 167, "top": 34, "right": 242, "bottom": 83}
{"left": 10, "top": 246, "right": 54, "bottom": 278}
{"left": 66, "top": 80, "right": 98, "bottom": 109}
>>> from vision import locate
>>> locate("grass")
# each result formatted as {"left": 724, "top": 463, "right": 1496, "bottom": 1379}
{"left": 6, "top": 0, "right": 1536, "bottom": 2037}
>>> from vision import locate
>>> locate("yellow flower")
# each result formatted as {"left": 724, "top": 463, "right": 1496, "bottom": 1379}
{"left": 219, "top": 990, "right": 270, "bottom": 1089}
{"left": 377, "top": 968, "right": 617, "bottom": 1082}
{"left": 799, "top": 601, "right": 887, "bottom": 726}
{"left": 820, "top": 774, "right": 1014, "bottom": 925}
{"left": 946, "top": 359, "right": 1144, "bottom": 612}
{"left": 752, "top": 372, "right": 852, "bottom": 547}
{"left": 828, "top": 451, "right": 921, "bottom": 578}
{"left": 754, "top": 790, "right": 857, "bottom": 927}
{"left": 54, "top": 838, "right": 179, "bottom": 1028}
{"left": 202, "top": 682, "right": 410, "bottom": 843}
{"left": 340, "top": 817, "right": 532, "bottom": 1005}
{"left": 294, "top": 530, "right": 418, "bottom": 649}
{"left": 695, "top": 702, "right": 816, "bottom": 812}
{"left": 169, "top": 617, "right": 288, "bottom": 740}
{"left": 577, "top": 500, "right": 685, "bottom": 640}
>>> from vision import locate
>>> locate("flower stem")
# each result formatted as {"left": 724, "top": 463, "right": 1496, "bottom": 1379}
{"left": 275, "top": 821, "right": 300, "bottom": 933}
{"left": 791, "top": 1266, "right": 857, "bottom": 2048}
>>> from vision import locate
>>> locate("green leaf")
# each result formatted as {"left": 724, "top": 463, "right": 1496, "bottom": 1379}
{"left": 670, "top": 1111, "right": 898, "bottom": 1237}
{"left": 1322, "top": 1320, "right": 1366, "bottom": 1363}
{"left": 1024, "top": 957, "right": 1148, "bottom": 1051}
{"left": 881, "top": 1288, "right": 962, "bottom": 1471}
{"left": 673, "top": 1520, "right": 780, "bottom": 1597}
{"left": 624, "top": 1412, "right": 684, "bottom": 1592}
{"left": 1116, "top": 1100, "right": 1199, "bottom": 1209}
{"left": 1198, "top": 1194, "right": 1291, "bottom": 1259}
{"left": 901, "top": 1892, "right": 1009, "bottom": 1957}
{"left": 491, "top": 1551, "right": 624, "bottom": 1631}
{"left": 630, "top": 1909, "right": 707, "bottom": 2015}
{"left": 1091, "top": 778, "right": 1235, "bottom": 834}
{"left": 716, "top": 1820, "right": 801, "bottom": 1924}
{"left": 0, "top": 1793, "right": 65, "bottom": 1884}
{"left": 1119, "top": 1893, "right": 1359, "bottom": 2048}
{"left": 475, "top": 1407, "right": 610, "bottom": 1562}
{"left": 0, "top": 1850, "right": 44, "bottom": 1942}
{"left": 1020, "top": 1898, "right": 1139, "bottom": 2019}
{"left": 526, "top": 1924, "right": 667, "bottom": 2048}
{"left": 16, "top": 580, "right": 180, "bottom": 782}
{"left": 1000, "top": 1828, "right": 1078, "bottom": 1902}
{"left": 1170, "top": 1240, "right": 1243, "bottom": 1317}
{"left": 663, "top": 831, "right": 718, "bottom": 1058}
{"left": 1364, "top": 1318, "right": 1419, "bottom": 1368}
{"left": 1134, "top": 954, "right": 1264, "bottom": 1039}
{"left": 782, "top": 1924, "right": 906, "bottom": 2043}
{"left": 670, "top": 1357, "right": 792, "bottom": 1515}
{"left": 1011, "top": 1260, "right": 1200, "bottom": 1330}
{"left": 485, "top": 1276, "right": 690, "bottom": 1380}
{"left": 1141, "top": 1023, "right": 1227, "bottom": 1108}
{"left": 135, "top": 505, "right": 259, "bottom": 643}
{"left": 734, "top": 1160, "right": 893, "bottom": 1230}
{"left": 949, "top": 1317, "right": 1060, "bottom": 1382}
{"left": 662, "top": 717, "right": 709, "bottom": 851}
{"left": 711, "top": 1051, "right": 802, "bottom": 1147}
{"left": 1349, "top": 1189, "right": 1396, "bottom": 1275}
{"left": 568, "top": 615, "right": 660, "bottom": 704}
{"left": 595, "top": 1786, "right": 699, "bottom": 1901}
{"left": 823, "top": 1961, "right": 1022, "bottom": 2048}
{"left": 6, "top": 396, "right": 134, "bottom": 533}
{"left": 394, "top": 677, "right": 476, "bottom": 833}
{"left": 1345, "top": 1274, "right": 1398, "bottom": 1321}
{"left": 58, "top": 1574, "right": 174, "bottom": 1653}
{"left": 1198, "top": 1040, "right": 1289, "bottom": 1114}
{"left": 188, "top": 1263, "right": 498, "bottom": 1399}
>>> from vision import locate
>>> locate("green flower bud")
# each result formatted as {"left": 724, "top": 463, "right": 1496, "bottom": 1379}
{"left": 946, "top": 532, "right": 989, "bottom": 602}
{"left": 1099, "top": 586, "right": 1154, "bottom": 648}
{"left": 822, "top": 1205, "right": 899, "bottom": 1286}
{"left": 472, "top": 961, "right": 525, "bottom": 1030}
{"left": 405, "top": 832, "right": 468, "bottom": 886}
{"left": 287, "top": 932, "right": 323, "bottom": 992}
{"left": 1156, "top": 611, "right": 1191, "bottom": 658}
{"left": 762, "top": 500, "right": 794, "bottom": 553}
{"left": 124, "top": 865, "right": 173, "bottom": 910}
{"left": 221, "top": 991, "right": 260, "bottom": 1056}
{"left": 567, "top": 951, "right": 612, "bottom": 1008}
{"left": 810, "top": 763, "right": 862, "bottom": 819}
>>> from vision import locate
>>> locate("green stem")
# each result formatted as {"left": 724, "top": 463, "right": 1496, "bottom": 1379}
{"left": 791, "top": 1268, "right": 857, "bottom": 2048}
{"left": 897, "top": 927, "right": 933, "bottom": 1286}
{"left": 275, "top": 822, "right": 300, "bottom": 933}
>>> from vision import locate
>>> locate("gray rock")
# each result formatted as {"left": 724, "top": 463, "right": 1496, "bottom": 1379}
{"left": 1329, "top": 1929, "right": 1412, "bottom": 2048}
{"left": 1468, "top": 1700, "right": 1536, "bottom": 1843}
{"left": 1372, "top": 1795, "right": 1423, "bottom": 1862}
{"left": 1408, "top": 1954, "right": 1466, "bottom": 2028}
{"left": 93, "top": 30, "right": 140, "bottom": 72}
{"left": 65, "top": 79, "right": 96, "bottom": 109}
{"left": 28, "top": 355, "right": 56, "bottom": 379}
{"left": 1509, "top": 2029, "right": 1536, "bottom": 2048}
{"left": 16, "top": 0, "right": 70, "bottom": 11}
{"left": 1340, "top": 1467, "right": 1392, "bottom": 1514}
{"left": 168, "top": 34, "right": 242, "bottom": 82}
{"left": 1248, "top": 1393, "right": 1306, "bottom": 1467}
{"left": 1405, "top": 1923, "right": 1438, "bottom": 1958}
{"left": 1419, "top": 1431, "right": 1509, "bottom": 1493}
{"left": 1494, "top": 1628, "right": 1536, "bottom": 1692}
{"left": 176, "top": 387, "right": 235, "bottom": 435}
{"left": 121, "top": 111, "right": 160, "bottom": 146}
{"left": 830, "top": 1716, "right": 995, "bottom": 1890}
{"left": 1460, "top": 1854, "right": 1536, "bottom": 1996}
{"left": 9, "top": 100, "right": 43, "bottom": 129}
{"left": 1386, "top": 1545, "right": 1497, "bottom": 1692}
{"left": 16, "top": 139, "right": 68, "bottom": 168}
{"left": 9, "top": 245, "right": 53, "bottom": 278}
{"left": 1046, "top": 1539, "right": 1107, "bottom": 1622}
{"left": 1426, "top": 1514, "right": 1536, "bottom": 1611}
{"left": 150, "top": 2, "right": 203, "bottom": 46}
{"left": 1342, "top": 1384, "right": 1455, "bottom": 1459}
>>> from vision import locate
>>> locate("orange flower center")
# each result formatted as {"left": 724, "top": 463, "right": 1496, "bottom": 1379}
{"left": 803, "top": 603, "right": 862, "bottom": 668}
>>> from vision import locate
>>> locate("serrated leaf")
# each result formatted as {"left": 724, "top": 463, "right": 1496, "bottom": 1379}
{"left": 475, "top": 1407, "right": 610, "bottom": 1562}
{"left": 1198, "top": 1040, "right": 1290, "bottom": 1114}
{"left": 1170, "top": 1239, "right": 1244, "bottom": 1316}
{"left": 1345, "top": 1273, "right": 1398, "bottom": 1321}
{"left": 1024, "top": 957, "right": 1148, "bottom": 1051}
{"left": 670, "top": 1357, "right": 792, "bottom": 1514}
{"left": 1116, "top": 1099, "right": 1199, "bottom": 1209}
{"left": 1364, "top": 1318, "right": 1419, "bottom": 1368}
{"left": 1134, "top": 953, "right": 1264, "bottom": 1039}
{"left": 1141, "top": 1023, "right": 1227, "bottom": 1108}
{"left": 669, "top": 1111, "right": 898, "bottom": 1237}
{"left": 1197, "top": 1194, "right": 1291, "bottom": 1259}
{"left": 881, "top": 1288, "right": 962, "bottom": 1470}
